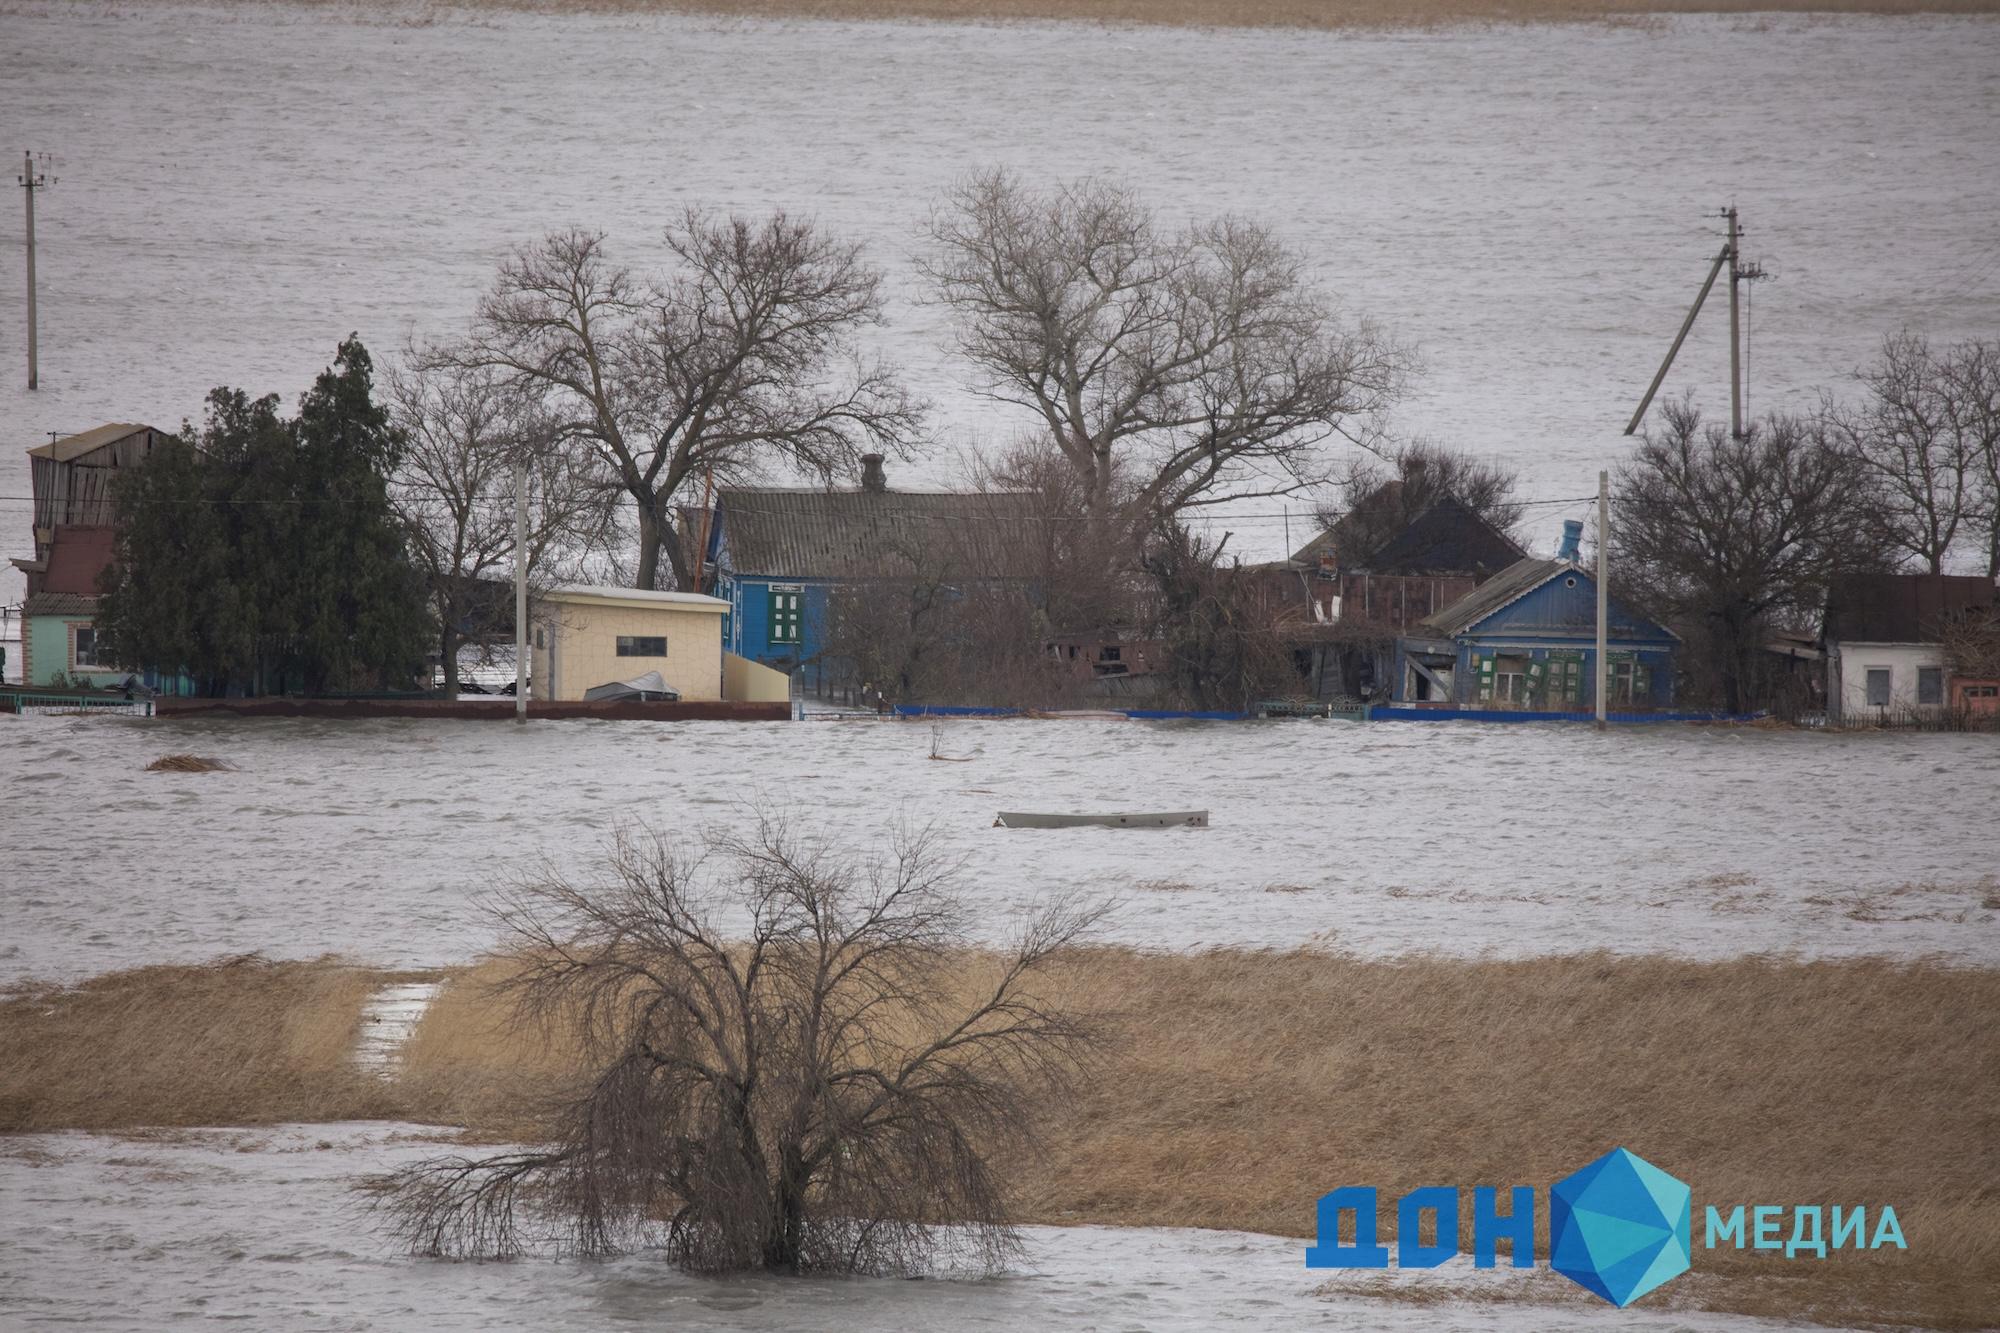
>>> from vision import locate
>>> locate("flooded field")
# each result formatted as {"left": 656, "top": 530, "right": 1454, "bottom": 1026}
{"left": 0, "top": 1123, "right": 1846, "bottom": 1332}
{"left": 4, "top": 5, "right": 2000, "bottom": 600}
{"left": 3, "top": 712, "right": 1994, "bottom": 983}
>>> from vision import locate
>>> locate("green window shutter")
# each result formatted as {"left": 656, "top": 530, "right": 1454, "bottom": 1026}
{"left": 1477, "top": 654, "right": 1495, "bottom": 701}
{"left": 767, "top": 588, "right": 802, "bottom": 644}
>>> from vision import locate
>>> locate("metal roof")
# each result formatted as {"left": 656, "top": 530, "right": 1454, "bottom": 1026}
{"left": 715, "top": 487, "right": 1042, "bottom": 580}
{"left": 40, "top": 525, "right": 117, "bottom": 595}
{"left": 1419, "top": 557, "right": 1571, "bottom": 636}
{"left": 541, "top": 584, "right": 729, "bottom": 612}
{"left": 23, "top": 592, "right": 98, "bottom": 617}
{"left": 1823, "top": 573, "right": 1998, "bottom": 644}
{"left": 27, "top": 423, "right": 156, "bottom": 463}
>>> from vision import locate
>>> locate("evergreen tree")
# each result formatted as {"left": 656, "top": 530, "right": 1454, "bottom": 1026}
{"left": 98, "top": 338, "right": 430, "bottom": 695}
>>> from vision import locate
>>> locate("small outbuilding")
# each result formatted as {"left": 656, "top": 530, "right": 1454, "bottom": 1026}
{"left": 1823, "top": 573, "right": 1999, "bottom": 724}
{"left": 531, "top": 584, "right": 788, "bottom": 704}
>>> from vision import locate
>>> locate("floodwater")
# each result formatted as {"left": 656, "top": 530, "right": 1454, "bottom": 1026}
{"left": 0, "top": 1123, "right": 1845, "bottom": 1332}
{"left": 3, "top": 711, "right": 1994, "bottom": 983}
{"left": 4, "top": 4, "right": 2000, "bottom": 601}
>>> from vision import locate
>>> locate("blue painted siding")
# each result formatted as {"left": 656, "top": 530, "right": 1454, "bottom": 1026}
{"left": 716, "top": 571, "right": 833, "bottom": 670}
{"left": 1392, "top": 566, "right": 1679, "bottom": 709}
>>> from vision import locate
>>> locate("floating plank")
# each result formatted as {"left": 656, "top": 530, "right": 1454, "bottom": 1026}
{"left": 994, "top": 810, "right": 1208, "bottom": 829}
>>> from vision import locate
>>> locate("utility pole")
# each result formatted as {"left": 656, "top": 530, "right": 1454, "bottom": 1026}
{"left": 18, "top": 151, "right": 57, "bottom": 391}
{"left": 1626, "top": 205, "right": 1766, "bottom": 437}
{"left": 514, "top": 461, "right": 528, "bottom": 724}
{"left": 1724, "top": 205, "right": 1767, "bottom": 440}
{"left": 1595, "top": 470, "right": 1609, "bottom": 731}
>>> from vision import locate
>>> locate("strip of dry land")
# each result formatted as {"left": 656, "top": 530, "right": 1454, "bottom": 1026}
{"left": 80, "top": 0, "right": 2000, "bottom": 26}
{"left": 3, "top": 949, "right": 1994, "bottom": 1327}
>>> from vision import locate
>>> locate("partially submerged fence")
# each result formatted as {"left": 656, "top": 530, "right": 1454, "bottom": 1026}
{"left": 1, "top": 690, "right": 154, "bottom": 717}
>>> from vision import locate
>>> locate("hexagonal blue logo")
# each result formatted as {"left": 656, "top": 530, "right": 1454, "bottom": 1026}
{"left": 1549, "top": 1147, "right": 1692, "bottom": 1306}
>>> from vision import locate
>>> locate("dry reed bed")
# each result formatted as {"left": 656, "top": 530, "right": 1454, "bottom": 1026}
{"left": 2, "top": 949, "right": 1993, "bottom": 1326}
{"left": 157, "top": 0, "right": 2000, "bottom": 26}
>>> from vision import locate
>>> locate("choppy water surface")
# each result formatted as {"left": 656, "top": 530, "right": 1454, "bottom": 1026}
{"left": 2, "top": 713, "right": 1994, "bottom": 982}
{"left": 0, "top": 1123, "right": 1840, "bottom": 1332}
{"left": 2, "top": 5, "right": 1999, "bottom": 599}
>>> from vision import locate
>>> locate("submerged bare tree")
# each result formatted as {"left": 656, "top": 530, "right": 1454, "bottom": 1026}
{"left": 922, "top": 171, "right": 1408, "bottom": 528}
{"left": 382, "top": 819, "right": 1102, "bottom": 1275}
{"left": 438, "top": 216, "right": 924, "bottom": 589}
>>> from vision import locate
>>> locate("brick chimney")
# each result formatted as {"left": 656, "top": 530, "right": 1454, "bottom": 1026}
{"left": 860, "top": 453, "right": 887, "bottom": 493}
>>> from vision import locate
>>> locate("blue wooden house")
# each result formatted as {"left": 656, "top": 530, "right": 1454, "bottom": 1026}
{"left": 1391, "top": 522, "right": 1679, "bottom": 710}
{"left": 692, "top": 455, "right": 1038, "bottom": 678}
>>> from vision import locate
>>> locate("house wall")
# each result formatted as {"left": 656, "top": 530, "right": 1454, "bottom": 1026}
{"left": 1391, "top": 572, "right": 1678, "bottom": 709}
{"left": 534, "top": 600, "right": 725, "bottom": 702}
{"left": 1828, "top": 642, "right": 1948, "bottom": 722}
{"left": 24, "top": 614, "right": 126, "bottom": 688}
{"left": 717, "top": 572, "right": 829, "bottom": 669}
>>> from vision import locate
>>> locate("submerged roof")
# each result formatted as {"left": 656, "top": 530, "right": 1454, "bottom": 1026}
{"left": 27, "top": 423, "right": 158, "bottom": 463}
{"left": 1823, "top": 573, "right": 1998, "bottom": 644}
{"left": 715, "top": 488, "right": 1040, "bottom": 580}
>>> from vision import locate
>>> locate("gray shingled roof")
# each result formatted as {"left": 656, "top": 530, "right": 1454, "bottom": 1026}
{"left": 716, "top": 488, "right": 1043, "bottom": 580}
{"left": 1359, "top": 497, "right": 1524, "bottom": 577}
{"left": 23, "top": 592, "right": 99, "bottom": 617}
{"left": 1419, "top": 558, "right": 1568, "bottom": 636}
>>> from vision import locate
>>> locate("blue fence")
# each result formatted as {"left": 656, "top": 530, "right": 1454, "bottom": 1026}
{"left": 1368, "top": 706, "right": 1761, "bottom": 725}
{"left": 893, "top": 704, "right": 1250, "bottom": 722}
{"left": 894, "top": 702, "right": 1763, "bottom": 725}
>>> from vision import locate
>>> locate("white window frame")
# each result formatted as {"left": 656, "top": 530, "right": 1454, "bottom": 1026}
{"left": 70, "top": 622, "right": 102, "bottom": 670}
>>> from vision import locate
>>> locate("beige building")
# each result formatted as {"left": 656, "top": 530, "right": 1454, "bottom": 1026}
{"left": 530, "top": 585, "right": 732, "bottom": 702}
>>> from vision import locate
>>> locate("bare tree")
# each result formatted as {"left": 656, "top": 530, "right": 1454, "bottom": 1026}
{"left": 922, "top": 171, "right": 1407, "bottom": 529}
{"left": 1614, "top": 402, "right": 1893, "bottom": 713}
{"left": 1831, "top": 332, "right": 2000, "bottom": 575}
{"left": 1313, "top": 439, "right": 1524, "bottom": 562}
{"left": 441, "top": 217, "right": 924, "bottom": 589}
{"left": 1140, "top": 518, "right": 1298, "bottom": 711}
{"left": 381, "top": 818, "right": 1103, "bottom": 1275}
{"left": 388, "top": 358, "right": 616, "bottom": 693}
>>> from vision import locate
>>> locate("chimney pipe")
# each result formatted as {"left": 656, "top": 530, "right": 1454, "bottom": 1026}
{"left": 1556, "top": 519, "right": 1583, "bottom": 562}
{"left": 860, "top": 453, "right": 887, "bottom": 493}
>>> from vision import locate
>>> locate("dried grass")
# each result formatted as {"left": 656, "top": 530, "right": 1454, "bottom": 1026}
{"left": 145, "top": 753, "right": 232, "bottom": 773}
{"left": 3, "top": 948, "right": 1992, "bottom": 1325}
{"left": 151, "top": 0, "right": 2000, "bottom": 27}
{"left": 0, "top": 956, "right": 397, "bottom": 1130}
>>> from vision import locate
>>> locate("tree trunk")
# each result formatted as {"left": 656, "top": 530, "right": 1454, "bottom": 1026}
{"left": 635, "top": 504, "right": 663, "bottom": 591}
{"left": 763, "top": 1153, "right": 810, "bottom": 1274}
{"left": 634, "top": 501, "right": 693, "bottom": 591}
{"left": 440, "top": 623, "right": 460, "bottom": 695}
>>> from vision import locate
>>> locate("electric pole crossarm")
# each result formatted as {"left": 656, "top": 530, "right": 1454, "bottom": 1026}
{"left": 1624, "top": 243, "right": 1729, "bottom": 436}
